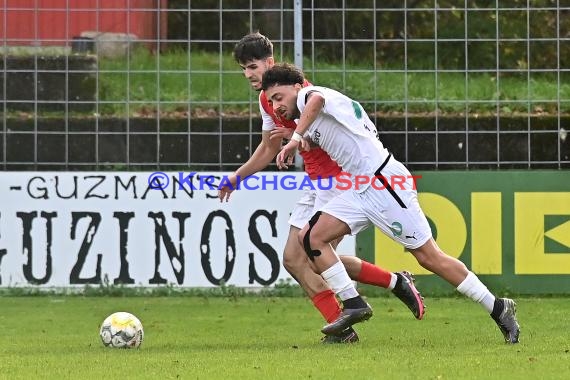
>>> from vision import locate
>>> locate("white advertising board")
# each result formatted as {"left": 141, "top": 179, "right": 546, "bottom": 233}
{"left": 0, "top": 172, "right": 355, "bottom": 287}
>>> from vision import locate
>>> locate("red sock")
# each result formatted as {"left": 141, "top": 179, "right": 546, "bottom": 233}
{"left": 356, "top": 260, "right": 392, "bottom": 288}
{"left": 311, "top": 290, "right": 342, "bottom": 323}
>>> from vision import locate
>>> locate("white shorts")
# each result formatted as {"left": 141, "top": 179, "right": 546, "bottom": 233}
{"left": 288, "top": 178, "right": 343, "bottom": 229}
{"left": 320, "top": 158, "right": 432, "bottom": 250}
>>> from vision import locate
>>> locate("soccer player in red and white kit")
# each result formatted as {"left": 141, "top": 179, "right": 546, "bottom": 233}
{"left": 263, "top": 62, "right": 520, "bottom": 343}
{"left": 218, "top": 32, "right": 425, "bottom": 343}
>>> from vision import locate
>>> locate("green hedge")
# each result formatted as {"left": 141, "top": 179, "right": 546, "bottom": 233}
{"left": 167, "top": 0, "right": 568, "bottom": 71}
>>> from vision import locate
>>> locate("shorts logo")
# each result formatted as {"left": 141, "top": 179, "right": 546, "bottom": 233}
{"left": 406, "top": 232, "right": 417, "bottom": 240}
{"left": 389, "top": 221, "right": 403, "bottom": 237}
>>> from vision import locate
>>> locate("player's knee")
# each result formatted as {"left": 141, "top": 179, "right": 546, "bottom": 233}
{"left": 282, "top": 249, "right": 301, "bottom": 274}
{"left": 413, "top": 250, "right": 433, "bottom": 269}
{"left": 282, "top": 252, "right": 294, "bottom": 273}
{"left": 299, "top": 211, "right": 326, "bottom": 260}
{"left": 301, "top": 228, "right": 327, "bottom": 256}
{"left": 282, "top": 260, "right": 298, "bottom": 279}
{"left": 412, "top": 245, "right": 444, "bottom": 270}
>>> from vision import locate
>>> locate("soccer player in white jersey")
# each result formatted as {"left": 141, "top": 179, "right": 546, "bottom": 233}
{"left": 261, "top": 62, "right": 520, "bottom": 343}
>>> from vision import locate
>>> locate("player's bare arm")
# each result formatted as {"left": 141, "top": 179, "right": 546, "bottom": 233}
{"left": 218, "top": 130, "right": 282, "bottom": 202}
{"left": 276, "top": 92, "right": 324, "bottom": 169}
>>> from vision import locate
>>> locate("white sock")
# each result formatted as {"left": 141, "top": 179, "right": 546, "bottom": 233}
{"left": 456, "top": 271, "right": 496, "bottom": 313}
{"left": 388, "top": 273, "right": 398, "bottom": 290}
{"left": 321, "top": 261, "right": 359, "bottom": 301}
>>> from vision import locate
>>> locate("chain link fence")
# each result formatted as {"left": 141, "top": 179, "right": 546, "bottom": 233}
{"left": 1, "top": 0, "right": 569, "bottom": 170}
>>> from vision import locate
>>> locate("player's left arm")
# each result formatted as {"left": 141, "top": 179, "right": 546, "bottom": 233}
{"left": 276, "top": 91, "right": 324, "bottom": 169}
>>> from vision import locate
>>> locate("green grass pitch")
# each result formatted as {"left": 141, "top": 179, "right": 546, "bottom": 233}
{"left": 0, "top": 296, "right": 568, "bottom": 379}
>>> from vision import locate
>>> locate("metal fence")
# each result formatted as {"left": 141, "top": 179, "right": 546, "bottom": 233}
{"left": 1, "top": 0, "right": 569, "bottom": 170}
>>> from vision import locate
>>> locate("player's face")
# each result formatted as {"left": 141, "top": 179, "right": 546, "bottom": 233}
{"left": 239, "top": 57, "right": 274, "bottom": 91}
{"left": 266, "top": 84, "right": 302, "bottom": 120}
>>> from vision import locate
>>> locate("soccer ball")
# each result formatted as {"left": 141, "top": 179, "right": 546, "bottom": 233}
{"left": 99, "top": 312, "right": 144, "bottom": 348}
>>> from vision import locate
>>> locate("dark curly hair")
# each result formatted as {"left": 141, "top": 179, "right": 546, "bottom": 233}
{"left": 261, "top": 63, "right": 305, "bottom": 91}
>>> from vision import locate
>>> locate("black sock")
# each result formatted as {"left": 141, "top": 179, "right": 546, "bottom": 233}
{"left": 491, "top": 298, "right": 504, "bottom": 318}
{"left": 343, "top": 296, "right": 367, "bottom": 309}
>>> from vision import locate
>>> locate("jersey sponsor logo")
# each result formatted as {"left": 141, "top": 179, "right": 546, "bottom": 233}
{"left": 351, "top": 101, "right": 362, "bottom": 119}
{"left": 312, "top": 130, "right": 321, "bottom": 145}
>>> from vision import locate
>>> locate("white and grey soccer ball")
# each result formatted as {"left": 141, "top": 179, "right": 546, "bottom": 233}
{"left": 99, "top": 312, "right": 144, "bottom": 348}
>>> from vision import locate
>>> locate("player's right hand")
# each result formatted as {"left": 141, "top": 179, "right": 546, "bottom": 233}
{"left": 276, "top": 139, "right": 299, "bottom": 169}
{"left": 217, "top": 173, "right": 238, "bottom": 202}
{"left": 218, "top": 186, "right": 233, "bottom": 202}
{"left": 269, "top": 127, "right": 293, "bottom": 141}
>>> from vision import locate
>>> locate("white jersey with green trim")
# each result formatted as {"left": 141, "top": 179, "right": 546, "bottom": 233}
{"left": 296, "top": 86, "right": 389, "bottom": 191}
